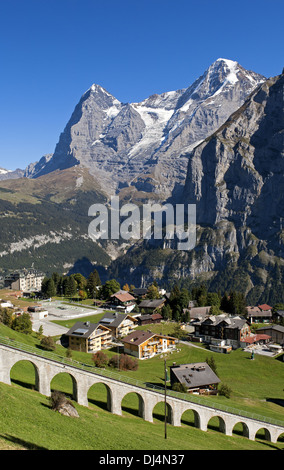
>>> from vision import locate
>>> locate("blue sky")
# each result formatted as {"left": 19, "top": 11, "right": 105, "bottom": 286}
{"left": 1, "top": 0, "right": 283, "bottom": 170}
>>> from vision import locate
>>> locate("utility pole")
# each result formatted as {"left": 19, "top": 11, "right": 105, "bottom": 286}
{"left": 164, "top": 359, "right": 168, "bottom": 439}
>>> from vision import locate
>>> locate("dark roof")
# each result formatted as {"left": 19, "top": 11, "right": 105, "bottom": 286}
{"left": 138, "top": 314, "right": 153, "bottom": 322}
{"left": 99, "top": 311, "right": 127, "bottom": 327}
{"left": 257, "top": 325, "right": 284, "bottom": 334}
{"left": 122, "top": 330, "right": 154, "bottom": 346}
{"left": 138, "top": 313, "right": 163, "bottom": 322}
{"left": 195, "top": 315, "right": 248, "bottom": 330}
{"left": 139, "top": 298, "right": 165, "bottom": 309}
{"left": 132, "top": 288, "right": 148, "bottom": 296}
{"left": 99, "top": 311, "right": 136, "bottom": 328}
{"left": 171, "top": 362, "right": 220, "bottom": 389}
{"left": 65, "top": 321, "right": 109, "bottom": 338}
{"left": 122, "top": 330, "right": 176, "bottom": 346}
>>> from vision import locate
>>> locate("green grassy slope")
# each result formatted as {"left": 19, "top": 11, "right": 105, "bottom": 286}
{"left": 0, "top": 322, "right": 284, "bottom": 450}
{"left": 0, "top": 382, "right": 283, "bottom": 451}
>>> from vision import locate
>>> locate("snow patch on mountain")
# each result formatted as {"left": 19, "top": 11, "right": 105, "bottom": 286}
{"left": 24, "top": 58, "right": 266, "bottom": 200}
{"left": 128, "top": 104, "right": 175, "bottom": 158}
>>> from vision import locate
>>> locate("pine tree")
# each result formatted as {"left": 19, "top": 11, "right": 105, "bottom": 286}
{"left": 63, "top": 276, "right": 77, "bottom": 298}
{"left": 43, "top": 278, "right": 56, "bottom": 298}
{"left": 86, "top": 270, "right": 102, "bottom": 298}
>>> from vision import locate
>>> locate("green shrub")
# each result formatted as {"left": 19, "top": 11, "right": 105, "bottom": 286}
{"left": 218, "top": 383, "right": 232, "bottom": 398}
{"left": 40, "top": 336, "right": 56, "bottom": 351}
{"left": 172, "top": 382, "right": 188, "bottom": 393}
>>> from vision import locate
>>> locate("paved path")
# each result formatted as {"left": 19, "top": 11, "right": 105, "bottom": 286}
{"left": 31, "top": 300, "right": 106, "bottom": 336}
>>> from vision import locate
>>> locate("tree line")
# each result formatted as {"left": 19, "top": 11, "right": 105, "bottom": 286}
{"left": 161, "top": 284, "right": 247, "bottom": 322}
{"left": 41, "top": 270, "right": 102, "bottom": 299}
{"left": 41, "top": 271, "right": 248, "bottom": 320}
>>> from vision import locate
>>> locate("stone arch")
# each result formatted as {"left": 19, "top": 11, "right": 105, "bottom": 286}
{"left": 206, "top": 415, "right": 226, "bottom": 434}
{"left": 10, "top": 359, "right": 40, "bottom": 391}
{"left": 121, "top": 391, "right": 145, "bottom": 419}
{"left": 232, "top": 421, "right": 250, "bottom": 439}
{"left": 152, "top": 400, "right": 174, "bottom": 424}
{"left": 87, "top": 380, "right": 113, "bottom": 412}
{"left": 277, "top": 431, "right": 284, "bottom": 443}
{"left": 254, "top": 427, "right": 272, "bottom": 442}
{"left": 180, "top": 407, "right": 201, "bottom": 429}
{"left": 50, "top": 371, "right": 78, "bottom": 402}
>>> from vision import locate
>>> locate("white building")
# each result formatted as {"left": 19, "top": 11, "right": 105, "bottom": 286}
{"left": 4, "top": 268, "right": 45, "bottom": 293}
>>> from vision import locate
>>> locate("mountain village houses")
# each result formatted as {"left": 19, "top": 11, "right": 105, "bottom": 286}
{"left": 121, "top": 330, "right": 177, "bottom": 359}
{"left": 65, "top": 312, "right": 178, "bottom": 359}
{"left": 65, "top": 321, "right": 113, "bottom": 353}
{"left": 63, "top": 293, "right": 284, "bottom": 359}
{"left": 1, "top": 271, "right": 284, "bottom": 360}
{"left": 170, "top": 362, "right": 221, "bottom": 394}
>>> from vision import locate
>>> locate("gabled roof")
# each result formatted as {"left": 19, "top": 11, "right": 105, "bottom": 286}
{"left": 243, "top": 334, "right": 271, "bottom": 344}
{"left": 198, "top": 314, "right": 248, "bottom": 329}
{"left": 258, "top": 304, "right": 272, "bottom": 311}
{"left": 131, "top": 288, "right": 148, "bottom": 296}
{"left": 65, "top": 321, "right": 110, "bottom": 338}
{"left": 122, "top": 330, "right": 155, "bottom": 346}
{"left": 99, "top": 311, "right": 137, "bottom": 328}
{"left": 258, "top": 324, "right": 284, "bottom": 334}
{"left": 111, "top": 290, "right": 135, "bottom": 302}
{"left": 247, "top": 306, "right": 261, "bottom": 314}
{"left": 188, "top": 306, "right": 211, "bottom": 318}
{"left": 139, "top": 298, "right": 165, "bottom": 308}
{"left": 138, "top": 312, "right": 163, "bottom": 322}
{"left": 122, "top": 330, "right": 176, "bottom": 346}
{"left": 152, "top": 313, "right": 163, "bottom": 320}
{"left": 171, "top": 362, "right": 220, "bottom": 389}
{"left": 138, "top": 314, "right": 153, "bottom": 322}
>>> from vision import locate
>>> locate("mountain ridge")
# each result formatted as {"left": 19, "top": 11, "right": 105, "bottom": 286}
{"left": 23, "top": 58, "right": 266, "bottom": 202}
{"left": 1, "top": 61, "right": 283, "bottom": 305}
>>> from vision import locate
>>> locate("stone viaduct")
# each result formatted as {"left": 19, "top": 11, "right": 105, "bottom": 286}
{"left": 0, "top": 342, "right": 284, "bottom": 444}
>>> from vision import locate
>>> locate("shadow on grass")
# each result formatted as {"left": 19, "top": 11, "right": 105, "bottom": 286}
{"left": 266, "top": 397, "right": 284, "bottom": 408}
{"left": 121, "top": 405, "right": 140, "bottom": 418}
{"left": 0, "top": 433, "right": 48, "bottom": 450}
{"left": 10, "top": 379, "right": 35, "bottom": 390}
{"left": 88, "top": 398, "right": 109, "bottom": 411}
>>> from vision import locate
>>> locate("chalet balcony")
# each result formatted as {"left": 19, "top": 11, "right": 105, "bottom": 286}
{"left": 148, "top": 340, "right": 160, "bottom": 346}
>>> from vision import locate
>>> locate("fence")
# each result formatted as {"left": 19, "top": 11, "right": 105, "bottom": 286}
{"left": 0, "top": 334, "right": 283, "bottom": 427}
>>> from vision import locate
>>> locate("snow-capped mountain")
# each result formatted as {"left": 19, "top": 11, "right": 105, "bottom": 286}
{"left": 0, "top": 167, "right": 24, "bottom": 180}
{"left": 0, "top": 168, "right": 11, "bottom": 175}
{"left": 1, "top": 67, "right": 283, "bottom": 304}
{"left": 25, "top": 59, "right": 265, "bottom": 200}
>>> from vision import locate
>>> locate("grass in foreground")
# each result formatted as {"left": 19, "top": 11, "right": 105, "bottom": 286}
{"left": 0, "top": 382, "right": 283, "bottom": 451}
{"left": 1, "top": 320, "right": 284, "bottom": 426}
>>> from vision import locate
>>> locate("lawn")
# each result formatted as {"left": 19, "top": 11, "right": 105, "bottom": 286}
{"left": 0, "top": 381, "right": 283, "bottom": 451}
{"left": 1, "top": 319, "right": 284, "bottom": 427}
{"left": 49, "top": 315, "right": 284, "bottom": 423}
{"left": 1, "top": 291, "right": 283, "bottom": 450}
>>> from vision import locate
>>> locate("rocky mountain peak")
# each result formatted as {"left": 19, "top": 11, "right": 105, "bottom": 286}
{"left": 184, "top": 73, "right": 284, "bottom": 233}
{"left": 24, "top": 59, "right": 266, "bottom": 200}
